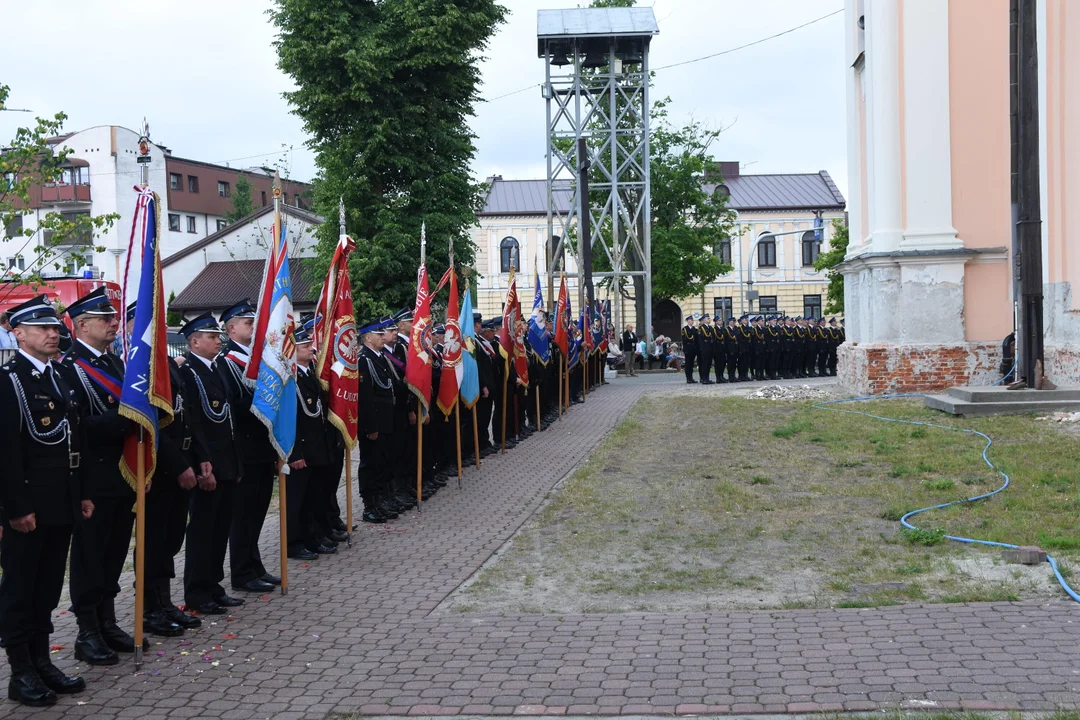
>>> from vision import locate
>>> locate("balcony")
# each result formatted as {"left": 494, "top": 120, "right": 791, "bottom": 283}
{"left": 40, "top": 183, "right": 92, "bottom": 205}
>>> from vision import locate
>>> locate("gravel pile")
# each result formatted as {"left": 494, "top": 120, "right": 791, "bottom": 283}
{"left": 747, "top": 384, "right": 831, "bottom": 401}
{"left": 1035, "top": 411, "right": 1080, "bottom": 423}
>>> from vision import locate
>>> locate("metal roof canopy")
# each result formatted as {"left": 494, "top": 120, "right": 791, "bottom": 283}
{"left": 536, "top": 8, "right": 657, "bottom": 55}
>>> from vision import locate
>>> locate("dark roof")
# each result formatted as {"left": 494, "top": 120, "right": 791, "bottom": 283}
{"left": 707, "top": 171, "right": 846, "bottom": 211}
{"left": 478, "top": 172, "right": 845, "bottom": 216}
{"left": 161, "top": 205, "right": 322, "bottom": 268}
{"left": 170, "top": 258, "right": 319, "bottom": 311}
{"left": 478, "top": 178, "right": 574, "bottom": 217}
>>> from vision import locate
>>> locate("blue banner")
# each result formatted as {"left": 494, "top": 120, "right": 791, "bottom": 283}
{"left": 459, "top": 281, "right": 480, "bottom": 408}
{"left": 527, "top": 269, "right": 550, "bottom": 365}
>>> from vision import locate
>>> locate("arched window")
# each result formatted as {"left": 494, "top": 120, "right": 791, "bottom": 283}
{"left": 757, "top": 232, "right": 776, "bottom": 268}
{"left": 801, "top": 230, "right": 822, "bottom": 266}
{"left": 500, "top": 236, "right": 520, "bottom": 273}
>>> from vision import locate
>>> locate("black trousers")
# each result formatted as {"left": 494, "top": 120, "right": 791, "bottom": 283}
{"left": 0, "top": 522, "right": 72, "bottom": 646}
{"left": 145, "top": 476, "right": 191, "bottom": 600}
{"left": 324, "top": 447, "right": 345, "bottom": 530}
{"left": 285, "top": 466, "right": 311, "bottom": 554}
{"left": 766, "top": 350, "right": 780, "bottom": 379}
{"left": 791, "top": 349, "right": 805, "bottom": 377}
{"left": 683, "top": 348, "right": 698, "bottom": 381}
{"left": 818, "top": 350, "right": 829, "bottom": 376}
{"left": 726, "top": 351, "right": 738, "bottom": 380}
{"left": 698, "top": 344, "right": 713, "bottom": 381}
{"left": 69, "top": 492, "right": 135, "bottom": 620}
{"left": 804, "top": 349, "right": 817, "bottom": 376}
{"left": 828, "top": 347, "right": 838, "bottom": 375}
{"left": 229, "top": 461, "right": 275, "bottom": 586}
{"left": 358, "top": 433, "right": 391, "bottom": 510}
{"left": 737, "top": 350, "right": 750, "bottom": 379}
{"left": 476, "top": 396, "right": 494, "bottom": 450}
{"left": 305, "top": 463, "right": 336, "bottom": 543}
{"left": 184, "top": 481, "right": 236, "bottom": 607}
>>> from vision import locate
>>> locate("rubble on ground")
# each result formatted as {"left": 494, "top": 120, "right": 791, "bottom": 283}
{"left": 747, "top": 384, "right": 830, "bottom": 401}
{"left": 1035, "top": 411, "right": 1080, "bottom": 423}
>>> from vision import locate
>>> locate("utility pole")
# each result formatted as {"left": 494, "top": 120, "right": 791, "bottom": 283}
{"left": 578, "top": 137, "right": 594, "bottom": 319}
{"left": 1015, "top": 0, "right": 1047, "bottom": 388}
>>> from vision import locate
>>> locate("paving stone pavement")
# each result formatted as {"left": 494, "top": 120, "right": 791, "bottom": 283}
{"left": 2, "top": 377, "right": 1079, "bottom": 719}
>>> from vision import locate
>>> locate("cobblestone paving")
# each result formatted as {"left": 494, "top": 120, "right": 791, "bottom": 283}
{"left": 4, "top": 377, "right": 1079, "bottom": 719}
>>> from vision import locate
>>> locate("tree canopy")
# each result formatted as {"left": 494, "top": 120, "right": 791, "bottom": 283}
{"left": 271, "top": 0, "right": 507, "bottom": 319}
{"left": 225, "top": 175, "right": 254, "bottom": 224}
{"left": 813, "top": 218, "right": 849, "bottom": 314}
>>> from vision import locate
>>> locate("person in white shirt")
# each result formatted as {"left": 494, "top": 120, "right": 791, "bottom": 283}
{"left": 0, "top": 311, "right": 18, "bottom": 350}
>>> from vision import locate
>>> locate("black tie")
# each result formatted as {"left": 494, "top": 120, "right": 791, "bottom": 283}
{"left": 210, "top": 361, "right": 218, "bottom": 374}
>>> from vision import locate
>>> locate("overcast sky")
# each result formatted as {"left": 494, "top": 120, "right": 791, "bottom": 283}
{"left": 0, "top": 0, "right": 847, "bottom": 199}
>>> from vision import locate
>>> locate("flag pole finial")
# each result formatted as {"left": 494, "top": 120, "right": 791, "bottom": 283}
{"left": 449, "top": 234, "right": 454, "bottom": 268}
{"left": 420, "top": 221, "right": 427, "bottom": 265}
{"left": 272, "top": 169, "right": 282, "bottom": 199}
{"left": 338, "top": 197, "right": 345, "bottom": 235}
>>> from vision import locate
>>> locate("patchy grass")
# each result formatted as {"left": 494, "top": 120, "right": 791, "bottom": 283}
{"left": 441, "top": 395, "right": 1076, "bottom": 613}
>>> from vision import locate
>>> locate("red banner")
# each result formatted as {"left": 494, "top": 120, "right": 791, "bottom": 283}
{"left": 315, "top": 235, "right": 359, "bottom": 447}
{"left": 554, "top": 274, "right": 569, "bottom": 356}
{"left": 436, "top": 268, "right": 461, "bottom": 417}
{"left": 512, "top": 290, "right": 529, "bottom": 388}
{"left": 405, "top": 264, "right": 433, "bottom": 410}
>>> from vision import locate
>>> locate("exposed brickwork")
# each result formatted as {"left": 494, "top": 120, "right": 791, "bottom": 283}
{"left": 839, "top": 342, "right": 1003, "bottom": 395}
{"left": 1045, "top": 344, "right": 1080, "bottom": 386}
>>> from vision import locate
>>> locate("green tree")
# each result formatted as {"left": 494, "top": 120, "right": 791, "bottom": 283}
{"left": 166, "top": 289, "right": 182, "bottom": 326}
{"left": 0, "top": 83, "right": 118, "bottom": 296}
{"left": 225, "top": 175, "right": 254, "bottom": 223}
{"left": 271, "top": 0, "right": 507, "bottom": 319}
{"left": 813, "top": 218, "right": 849, "bottom": 314}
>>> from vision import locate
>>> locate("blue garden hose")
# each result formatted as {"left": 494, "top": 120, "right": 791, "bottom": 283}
{"left": 813, "top": 393, "right": 1080, "bottom": 603}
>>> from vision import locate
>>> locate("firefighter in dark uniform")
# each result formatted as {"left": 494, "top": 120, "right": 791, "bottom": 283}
{"left": 735, "top": 315, "right": 752, "bottom": 381}
{"left": 479, "top": 319, "right": 504, "bottom": 451}
{"left": 680, "top": 315, "right": 698, "bottom": 384}
{"left": 470, "top": 313, "right": 497, "bottom": 460}
{"left": 765, "top": 316, "right": 782, "bottom": 380}
{"left": 817, "top": 318, "right": 831, "bottom": 377}
{"left": 710, "top": 315, "right": 727, "bottom": 383}
{"left": 178, "top": 313, "right": 245, "bottom": 615}
{"left": 803, "top": 317, "right": 819, "bottom": 378}
{"left": 723, "top": 317, "right": 739, "bottom": 382}
{"left": 697, "top": 314, "right": 714, "bottom": 384}
{"left": 140, "top": 302, "right": 206, "bottom": 637}
{"left": 0, "top": 296, "right": 91, "bottom": 706}
{"left": 286, "top": 326, "right": 338, "bottom": 558}
{"left": 781, "top": 317, "right": 796, "bottom": 379}
{"left": 217, "top": 300, "right": 280, "bottom": 595}
{"left": 357, "top": 319, "right": 396, "bottom": 523}
{"left": 59, "top": 287, "right": 140, "bottom": 666}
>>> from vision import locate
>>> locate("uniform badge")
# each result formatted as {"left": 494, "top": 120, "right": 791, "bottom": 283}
{"left": 41, "top": 417, "right": 51, "bottom": 427}
{"left": 31, "top": 370, "right": 41, "bottom": 379}
{"left": 212, "top": 400, "right": 220, "bottom": 408}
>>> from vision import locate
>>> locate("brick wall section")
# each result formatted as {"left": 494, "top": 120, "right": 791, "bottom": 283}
{"left": 839, "top": 342, "right": 1004, "bottom": 395}
{"left": 1046, "top": 344, "right": 1080, "bottom": 386}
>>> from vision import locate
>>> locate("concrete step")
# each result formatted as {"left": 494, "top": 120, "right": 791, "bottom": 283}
{"left": 946, "top": 385, "right": 1080, "bottom": 403}
{"left": 924, "top": 393, "right": 1080, "bottom": 417}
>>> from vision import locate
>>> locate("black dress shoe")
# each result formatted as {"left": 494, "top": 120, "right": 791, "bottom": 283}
{"left": 234, "top": 579, "right": 276, "bottom": 593}
{"left": 163, "top": 605, "right": 201, "bottom": 629}
{"left": 191, "top": 601, "right": 227, "bottom": 615}
{"left": 481, "top": 447, "right": 497, "bottom": 457}
{"left": 212, "top": 595, "right": 245, "bottom": 608}
{"left": 312, "top": 544, "right": 337, "bottom": 554}
{"left": 393, "top": 494, "right": 418, "bottom": 510}
{"left": 429, "top": 477, "right": 448, "bottom": 488}
{"left": 327, "top": 529, "right": 349, "bottom": 543}
{"left": 260, "top": 574, "right": 282, "bottom": 586}
{"left": 362, "top": 511, "right": 387, "bottom": 524}
{"left": 288, "top": 548, "right": 319, "bottom": 560}
{"left": 376, "top": 503, "right": 400, "bottom": 519}
{"left": 317, "top": 536, "right": 338, "bottom": 548}
{"left": 6, "top": 645, "right": 56, "bottom": 707}
{"left": 143, "top": 609, "right": 184, "bottom": 637}
{"left": 74, "top": 628, "right": 119, "bottom": 666}
{"left": 28, "top": 636, "right": 84, "bottom": 695}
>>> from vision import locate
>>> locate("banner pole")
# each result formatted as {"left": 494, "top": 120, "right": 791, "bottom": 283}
{"left": 133, "top": 431, "right": 146, "bottom": 669}
{"left": 278, "top": 460, "right": 288, "bottom": 595}
{"left": 416, "top": 413, "right": 424, "bottom": 507}
{"left": 513, "top": 392, "right": 520, "bottom": 441}
{"left": 536, "top": 385, "right": 542, "bottom": 431}
{"left": 500, "top": 377, "right": 508, "bottom": 454}
{"left": 454, "top": 404, "right": 463, "bottom": 490}
{"left": 582, "top": 355, "right": 587, "bottom": 401}
{"left": 344, "top": 448, "right": 354, "bottom": 547}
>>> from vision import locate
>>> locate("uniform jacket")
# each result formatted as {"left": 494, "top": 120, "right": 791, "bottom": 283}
{"left": 58, "top": 341, "right": 133, "bottom": 498}
{"left": 180, "top": 352, "right": 243, "bottom": 482}
{"left": 681, "top": 325, "right": 698, "bottom": 351}
{"left": 0, "top": 352, "right": 85, "bottom": 525}
{"left": 358, "top": 345, "right": 396, "bottom": 436}
{"left": 220, "top": 339, "right": 274, "bottom": 464}
{"left": 290, "top": 364, "right": 334, "bottom": 467}
{"left": 157, "top": 361, "right": 210, "bottom": 482}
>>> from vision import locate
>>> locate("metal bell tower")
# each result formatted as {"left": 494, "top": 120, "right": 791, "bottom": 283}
{"left": 538, "top": 7, "right": 658, "bottom": 338}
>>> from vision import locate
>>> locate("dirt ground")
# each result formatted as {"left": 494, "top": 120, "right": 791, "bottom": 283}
{"left": 439, "top": 387, "right": 1067, "bottom": 614}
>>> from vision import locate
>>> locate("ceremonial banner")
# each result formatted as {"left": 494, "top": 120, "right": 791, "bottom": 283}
{"left": 436, "top": 268, "right": 462, "bottom": 417}
{"left": 314, "top": 234, "right": 359, "bottom": 447}
{"left": 512, "top": 290, "right": 529, "bottom": 388}
{"left": 118, "top": 187, "right": 173, "bottom": 488}
{"left": 458, "top": 280, "right": 480, "bottom": 408}
{"left": 553, "top": 273, "right": 569, "bottom": 356}
{"left": 246, "top": 210, "right": 297, "bottom": 462}
{"left": 568, "top": 311, "right": 582, "bottom": 369}
{"left": 527, "top": 269, "right": 550, "bottom": 365}
{"left": 405, "top": 263, "right": 434, "bottom": 410}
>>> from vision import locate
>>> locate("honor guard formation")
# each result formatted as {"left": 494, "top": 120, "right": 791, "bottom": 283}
{"left": 0, "top": 287, "right": 612, "bottom": 707}
{"left": 679, "top": 313, "right": 845, "bottom": 385}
